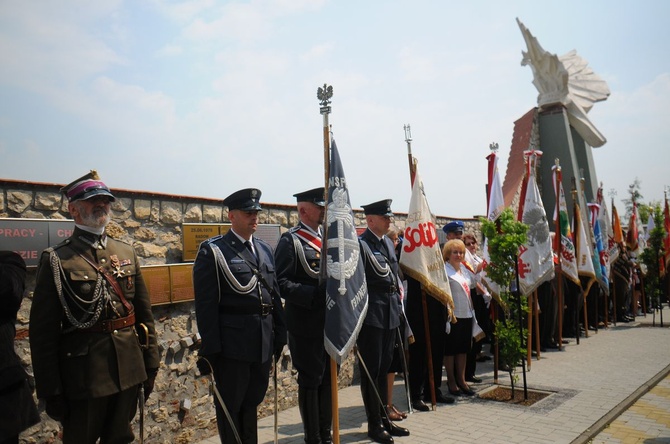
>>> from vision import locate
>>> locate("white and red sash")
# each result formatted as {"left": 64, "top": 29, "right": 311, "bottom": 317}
{"left": 294, "top": 227, "right": 322, "bottom": 253}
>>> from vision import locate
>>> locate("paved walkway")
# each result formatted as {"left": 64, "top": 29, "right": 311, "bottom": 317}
{"left": 198, "top": 307, "right": 670, "bottom": 444}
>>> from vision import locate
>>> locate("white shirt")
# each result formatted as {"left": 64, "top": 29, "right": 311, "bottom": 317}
{"left": 445, "top": 262, "right": 474, "bottom": 318}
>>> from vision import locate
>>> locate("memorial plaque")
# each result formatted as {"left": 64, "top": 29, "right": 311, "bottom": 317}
{"left": 170, "top": 263, "right": 195, "bottom": 302}
{"left": 142, "top": 265, "right": 171, "bottom": 305}
{"left": 0, "top": 218, "right": 75, "bottom": 266}
{"left": 182, "top": 224, "right": 221, "bottom": 261}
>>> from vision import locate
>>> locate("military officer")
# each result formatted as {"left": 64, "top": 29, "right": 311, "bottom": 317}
{"left": 274, "top": 187, "right": 332, "bottom": 444}
{"left": 357, "top": 200, "right": 409, "bottom": 444}
{"left": 193, "top": 188, "right": 287, "bottom": 444}
{"left": 30, "top": 171, "right": 160, "bottom": 444}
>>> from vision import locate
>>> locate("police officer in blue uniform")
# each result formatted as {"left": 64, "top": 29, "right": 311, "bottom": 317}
{"left": 274, "top": 187, "right": 332, "bottom": 444}
{"left": 357, "top": 200, "right": 409, "bottom": 444}
{"left": 193, "top": 188, "right": 287, "bottom": 444}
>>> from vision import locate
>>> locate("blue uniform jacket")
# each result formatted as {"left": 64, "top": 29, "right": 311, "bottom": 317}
{"left": 359, "top": 228, "right": 402, "bottom": 330}
{"left": 193, "top": 230, "right": 287, "bottom": 363}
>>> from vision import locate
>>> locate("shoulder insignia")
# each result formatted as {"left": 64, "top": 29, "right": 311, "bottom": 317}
{"left": 288, "top": 226, "right": 301, "bottom": 234}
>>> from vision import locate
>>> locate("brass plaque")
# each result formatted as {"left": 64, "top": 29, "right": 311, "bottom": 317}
{"left": 182, "top": 224, "right": 222, "bottom": 261}
{"left": 170, "top": 263, "right": 194, "bottom": 302}
{"left": 142, "top": 265, "right": 171, "bottom": 305}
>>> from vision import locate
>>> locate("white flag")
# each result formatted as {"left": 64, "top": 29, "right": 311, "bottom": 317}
{"left": 518, "top": 151, "right": 555, "bottom": 295}
{"left": 399, "top": 162, "right": 454, "bottom": 311}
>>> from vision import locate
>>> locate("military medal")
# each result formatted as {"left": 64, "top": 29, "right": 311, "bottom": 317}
{"left": 110, "top": 255, "right": 125, "bottom": 278}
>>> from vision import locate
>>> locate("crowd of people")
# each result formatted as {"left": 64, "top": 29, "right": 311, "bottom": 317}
{"left": 3, "top": 171, "right": 665, "bottom": 444}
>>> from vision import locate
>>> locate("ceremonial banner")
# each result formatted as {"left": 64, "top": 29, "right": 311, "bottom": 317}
{"left": 664, "top": 196, "right": 670, "bottom": 274}
{"left": 552, "top": 165, "right": 580, "bottom": 284}
{"left": 597, "top": 187, "right": 618, "bottom": 265}
{"left": 323, "top": 139, "right": 368, "bottom": 365}
{"left": 588, "top": 203, "right": 610, "bottom": 293}
{"left": 574, "top": 201, "right": 596, "bottom": 293}
{"left": 626, "top": 201, "right": 642, "bottom": 253}
{"left": 517, "top": 151, "right": 554, "bottom": 295}
{"left": 612, "top": 204, "right": 624, "bottom": 245}
{"left": 399, "top": 162, "right": 454, "bottom": 310}
{"left": 481, "top": 151, "right": 504, "bottom": 296}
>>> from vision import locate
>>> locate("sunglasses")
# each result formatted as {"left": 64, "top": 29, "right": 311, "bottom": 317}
{"left": 464, "top": 242, "right": 476, "bottom": 246}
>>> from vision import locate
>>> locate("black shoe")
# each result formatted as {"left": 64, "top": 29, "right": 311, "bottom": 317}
{"left": 368, "top": 423, "right": 394, "bottom": 444}
{"left": 447, "top": 387, "right": 461, "bottom": 396}
{"left": 466, "top": 376, "right": 483, "bottom": 383}
{"left": 434, "top": 391, "right": 455, "bottom": 404}
{"left": 383, "top": 419, "right": 410, "bottom": 437}
{"left": 411, "top": 399, "right": 430, "bottom": 412}
{"left": 458, "top": 384, "right": 475, "bottom": 396}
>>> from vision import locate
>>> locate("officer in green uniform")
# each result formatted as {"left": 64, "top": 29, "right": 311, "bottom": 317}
{"left": 30, "top": 171, "right": 160, "bottom": 444}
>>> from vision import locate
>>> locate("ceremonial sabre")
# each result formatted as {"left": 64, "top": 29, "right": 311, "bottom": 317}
{"left": 137, "top": 323, "right": 150, "bottom": 444}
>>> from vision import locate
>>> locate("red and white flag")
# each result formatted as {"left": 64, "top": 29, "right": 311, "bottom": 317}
{"left": 552, "top": 164, "right": 580, "bottom": 285}
{"left": 481, "top": 151, "right": 504, "bottom": 296}
{"left": 399, "top": 160, "right": 454, "bottom": 311}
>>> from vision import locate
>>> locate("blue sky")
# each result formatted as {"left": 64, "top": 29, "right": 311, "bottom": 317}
{"left": 1, "top": 0, "right": 669, "bottom": 219}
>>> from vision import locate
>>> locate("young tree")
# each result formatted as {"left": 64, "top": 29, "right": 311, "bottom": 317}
{"left": 480, "top": 208, "right": 528, "bottom": 396}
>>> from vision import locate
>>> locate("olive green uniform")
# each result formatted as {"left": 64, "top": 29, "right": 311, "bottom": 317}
{"left": 30, "top": 227, "right": 160, "bottom": 443}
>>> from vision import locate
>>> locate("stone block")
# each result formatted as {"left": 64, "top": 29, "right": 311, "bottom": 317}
{"left": 134, "top": 199, "right": 152, "bottom": 220}
{"left": 34, "top": 192, "right": 62, "bottom": 210}
{"left": 202, "top": 205, "right": 222, "bottom": 223}
{"left": 161, "top": 201, "right": 183, "bottom": 225}
{"left": 7, "top": 190, "right": 32, "bottom": 214}
{"left": 184, "top": 204, "right": 202, "bottom": 223}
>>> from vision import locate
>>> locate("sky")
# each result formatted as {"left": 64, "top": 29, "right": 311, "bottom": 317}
{"left": 1, "top": 0, "right": 669, "bottom": 220}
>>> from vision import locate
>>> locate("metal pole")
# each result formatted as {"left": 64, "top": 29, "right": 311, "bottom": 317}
{"left": 317, "top": 83, "right": 340, "bottom": 444}
{"left": 554, "top": 160, "right": 564, "bottom": 351}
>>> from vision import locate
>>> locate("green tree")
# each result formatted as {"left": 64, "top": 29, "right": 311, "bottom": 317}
{"left": 639, "top": 204, "right": 666, "bottom": 322}
{"left": 480, "top": 208, "right": 528, "bottom": 396}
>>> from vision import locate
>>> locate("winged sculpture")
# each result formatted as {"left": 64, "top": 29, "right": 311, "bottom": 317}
{"left": 517, "top": 18, "right": 610, "bottom": 147}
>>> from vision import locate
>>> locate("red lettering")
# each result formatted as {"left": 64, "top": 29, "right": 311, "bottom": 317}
{"left": 1, "top": 228, "right": 37, "bottom": 237}
{"left": 18, "top": 250, "right": 38, "bottom": 259}
{"left": 403, "top": 222, "right": 438, "bottom": 253}
{"left": 57, "top": 229, "right": 74, "bottom": 238}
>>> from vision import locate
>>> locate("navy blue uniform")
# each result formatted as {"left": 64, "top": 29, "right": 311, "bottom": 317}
{"left": 357, "top": 228, "right": 402, "bottom": 431}
{"left": 274, "top": 222, "right": 333, "bottom": 443}
{"left": 194, "top": 230, "right": 287, "bottom": 444}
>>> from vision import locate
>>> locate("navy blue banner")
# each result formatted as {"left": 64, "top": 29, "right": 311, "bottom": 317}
{"left": 323, "top": 139, "right": 368, "bottom": 364}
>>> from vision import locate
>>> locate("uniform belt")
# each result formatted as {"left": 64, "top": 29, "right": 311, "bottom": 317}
{"left": 368, "top": 285, "right": 398, "bottom": 294}
{"left": 221, "top": 304, "right": 274, "bottom": 316}
{"left": 81, "top": 313, "right": 136, "bottom": 333}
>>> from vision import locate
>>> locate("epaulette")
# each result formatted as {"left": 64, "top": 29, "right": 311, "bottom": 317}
{"left": 198, "top": 235, "right": 223, "bottom": 250}
{"left": 50, "top": 239, "right": 72, "bottom": 251}
{"left": 288, "top": 226, "right": 301, "bottom": 234}
{"left": 202, "top": 235, "right": 223, "bottom": 244}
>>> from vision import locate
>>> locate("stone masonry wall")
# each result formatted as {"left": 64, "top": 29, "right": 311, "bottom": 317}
{"left": 0, "top": 178, "right": 481, "bottom": 443}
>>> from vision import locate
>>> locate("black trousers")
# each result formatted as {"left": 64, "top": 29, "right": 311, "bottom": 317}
{"left": 212, "top": 355, "right": 271, "bottom": 444}
{"left": 62, "top": 385, "right": 139, "bottom": 444}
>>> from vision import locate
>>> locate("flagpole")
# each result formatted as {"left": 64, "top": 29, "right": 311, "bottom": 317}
{"left": 554, "top": 159, "right": 564, "bottom": 351}
{"left": 403, "top": 124, "right": 437, "bottom": 410}
{"left": 571, "top": 179, "right": 583, "bottom": 344}
{"left": 318, "top": 83, "right": 340, "bottom": 444}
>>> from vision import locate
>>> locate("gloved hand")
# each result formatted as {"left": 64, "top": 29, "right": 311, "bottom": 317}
{"left": 197, "top": 354, "right": 218, "bottom": 376}
{"left": 45, "top": 394, "right": 67, "bottom": 421}
{"left": 143, "top": 368, "right": 158, "bottom": 401}
{"left": 312, "top": 281, "right": 327, "bottom": 309}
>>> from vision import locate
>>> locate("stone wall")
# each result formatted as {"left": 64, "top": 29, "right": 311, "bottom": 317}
{"left": 1, "top": 178, "right": 481, "bottom": 443}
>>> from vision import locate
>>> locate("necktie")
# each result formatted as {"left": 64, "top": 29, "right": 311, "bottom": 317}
{"left": 244, "top": 241, "right": 257, "bottom": 258}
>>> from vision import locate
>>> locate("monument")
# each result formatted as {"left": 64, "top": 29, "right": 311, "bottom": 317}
{"left": 502, "top": 18, "right": 611, "bottom": 225}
